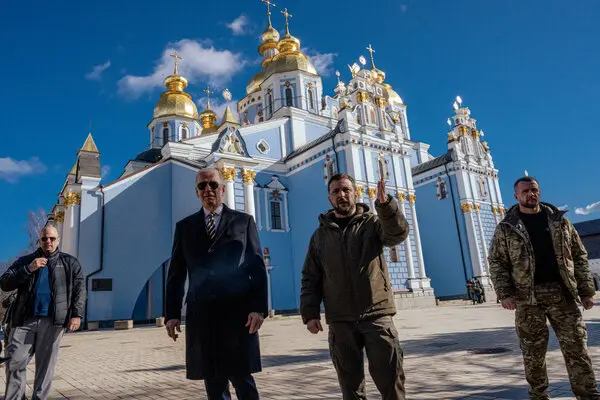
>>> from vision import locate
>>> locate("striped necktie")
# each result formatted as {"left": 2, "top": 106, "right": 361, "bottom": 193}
{"left": 206, "top": 213, "right": 217, "bottom": 242}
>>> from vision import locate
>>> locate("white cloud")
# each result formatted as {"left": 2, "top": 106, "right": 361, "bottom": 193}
{"left": 117, "top": 39, "right": 245, "bottom": 99}
{"left": 85, "top": 60, "right": 111, "bottom": 80}
{"left": 575, "top": 201, "right": 600, "bottom": 216}
{"left": 226, "top": 15, "right": 249, "bottom": 36}
{"left": 304, "top": 49, "right": 337, "bottom": 76}
{"left": 557, "top": 204, "right": 569, "bottom": 211}
{"left": 101, "top": 165, "right": 111, "bottom": 179}
{"left": 0, "top": 157, "right": 46, "bottom": 183}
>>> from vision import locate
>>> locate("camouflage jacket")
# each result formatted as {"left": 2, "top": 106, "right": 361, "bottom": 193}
{"left": 488, "top": 202, "right": 595, "bottom": 304}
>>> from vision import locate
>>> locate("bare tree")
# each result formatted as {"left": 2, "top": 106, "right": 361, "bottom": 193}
{"left": 26, "top": 208, "right": 48, "bottom": 252}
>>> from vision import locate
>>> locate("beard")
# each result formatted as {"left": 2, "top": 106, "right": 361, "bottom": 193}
{"left": 333, "top": 201, "right": 355, "bottom": 216}
{"left": 520, "top": 198, "right": 540, "bottom": 209}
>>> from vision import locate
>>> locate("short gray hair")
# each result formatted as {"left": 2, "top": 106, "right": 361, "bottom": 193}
{"left": 196, "top": 167, "right": 224, "bottom": 184}
{"left": 41, "top": 223, "right": 60, "bottom": 238}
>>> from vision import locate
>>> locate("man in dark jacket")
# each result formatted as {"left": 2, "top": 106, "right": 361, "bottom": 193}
{"left": 0, "top": 224, "right": 85, "bottom": 400}
{"left": 165, "top": 167, "right": 268, "bottom": 400}
{"left": 489, "top": 176, "right": 599, "bottom": 400}
{"left": 301, "top": 173, "right": 409, "bottom": 400}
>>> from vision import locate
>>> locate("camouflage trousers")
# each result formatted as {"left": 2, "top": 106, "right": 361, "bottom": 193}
{"left": 515, "top": 283, "right": 599, "bottom": 400}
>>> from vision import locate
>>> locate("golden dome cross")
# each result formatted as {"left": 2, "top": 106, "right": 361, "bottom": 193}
{"left": 281, "top": 7, "right": 293, "bottom": 35}
{"left": 170, "top": 51, "right": 183, "bottom": 75}
{"left": 261, "top": 0, "right": 277, "bottom": 27}
{"left": 366, "top": 44, "right": 376, "bottom": 68}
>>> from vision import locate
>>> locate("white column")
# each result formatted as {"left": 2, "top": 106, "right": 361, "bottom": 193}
{"left": 397, "top": 193, "right": 418, "bottom": 290}
{"left": 282, "top": 191, "right": 290, "bottom": 231}
{"left": 242, "top": 169, "right": 256, "bottom": 219}
{"left": 474, "top": 205, "right": 490, "bottom": 275}
{"left": 408, "top": 194, "right": 430, "bottom": 288}
{"left": 62, "top": 191, "right": 81, "bottom": 257}
{"left": 254, "top": 187, "right": 262, "bottom": 230}
{"left": 222, "top": 167, "right": 236, "bottom": 209}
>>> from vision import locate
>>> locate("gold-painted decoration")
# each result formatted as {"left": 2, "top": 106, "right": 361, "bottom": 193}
{"left": 242, "top": 169, "right": 257, "bottom": 184}
{"left": 54, "top": 210, "right": 65, "bottom": 223}
{"left": 459, "top": 126, "right": 468, "bottom": 136}
{"left": 408, "top": 194, "right": 416, "bottom": 204}
{"left": 375, "top": 97, "right": 387, "bottom": 108}
{"left": 461, "top": 202, "right": 473, "bottom": 213}
{"left": 474, "top": 203, "right": 481, "bottom": 212}
{"left": 64, "top": 191, "right": 81, "bottom": 207}
{"left": 355, "top": 184, "right": 364, "bottom": 198}
{"left": 471, "top": 129, "right": 480, "bottom": 139}
{"left": 356, "top": 91, "right": 369, "bottom": 103}
{"left": 221, "top": 167, "right": 236, "bottom": 182}
{"left": 367, "top": 187, "right": 377, "bottom": 199}
{"left": 396, "top": 192, "right": 406, "bottom": 202}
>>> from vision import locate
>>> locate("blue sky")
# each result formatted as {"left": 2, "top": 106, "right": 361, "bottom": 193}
{"left": 1, "top": 0, "right": 599, "bottom": 260}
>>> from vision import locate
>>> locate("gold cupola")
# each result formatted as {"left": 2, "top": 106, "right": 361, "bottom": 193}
{"left": 258, "top": 0, "right": 280, "bottom": 66}
{"left": 246, "top": 7, "right": 317, "bottom": 95}
{"left": 153, "top": 54, "right": 199, "bottom": 120}
{"left": 199, "top": 87, "right": 218, "bottom": 135}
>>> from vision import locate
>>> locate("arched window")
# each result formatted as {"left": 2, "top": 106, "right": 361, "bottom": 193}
{"left": 308, "top": 89, "right": 314, "bottom": 110}
{"left": 162, "top": 127, "right": 169, "bottom": 144}
{"left": 364, "top": 107, "right": 369, "bottom": 124}
{"left": 370, "top": 108, "right": 376, "bottom": 125}
{"left": 285, "top": 87, "right": 293, "bottom": 107}
{"left": 181, "top": 125, "right": 188, "bottom": 140}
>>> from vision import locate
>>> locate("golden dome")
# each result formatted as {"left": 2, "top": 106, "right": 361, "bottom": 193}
{"left": 383, "top": 83, "right": 403, "bottom": 106}
{"left": 261, "top": 26, "right": 280, "bottom": 43}
{"left": 372, "top": 67, "right": 386, "bottom": 84}
{"left": 153, "top": 74, "right": 199, "bottom": 119}
{"left": 246, "top": 32, "right": 317, "bottom": 95}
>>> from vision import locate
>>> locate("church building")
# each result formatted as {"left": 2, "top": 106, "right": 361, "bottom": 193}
{"left": 48, "top": 3, "right": 505, "bottom": 324}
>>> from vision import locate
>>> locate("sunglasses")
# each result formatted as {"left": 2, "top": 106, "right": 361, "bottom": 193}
{"left": 41, "top": 237, "right": 58, "bottom": 242}
{"left": 197, "top": 181, "right": 220, "bottom": 191}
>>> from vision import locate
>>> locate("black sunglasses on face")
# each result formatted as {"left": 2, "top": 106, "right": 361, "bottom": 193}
{"left": 197, "top": 181, "right": 220, "bottom": 191}
{"left": 41, "top": 237, "right": 58, "bottom": 242}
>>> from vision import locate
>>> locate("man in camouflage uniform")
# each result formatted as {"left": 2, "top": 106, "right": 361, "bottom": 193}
{"left": 489, "top": 176, "right": 599, "bottom": 399}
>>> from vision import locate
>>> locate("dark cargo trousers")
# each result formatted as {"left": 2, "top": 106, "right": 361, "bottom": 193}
{"left": 515, "top": 283, "right": 600, "bottom": 400}
{"left": 328, "top": 315, "right": 405, "bottom": 400}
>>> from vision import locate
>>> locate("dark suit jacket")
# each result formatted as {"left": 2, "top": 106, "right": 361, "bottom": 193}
{"left": 166, "top": 205, "right": 268, "bottom": 380}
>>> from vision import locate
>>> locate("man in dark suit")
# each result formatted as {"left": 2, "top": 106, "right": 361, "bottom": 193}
{"left": 165, "top": 167, "right": 268, "bottom": 400}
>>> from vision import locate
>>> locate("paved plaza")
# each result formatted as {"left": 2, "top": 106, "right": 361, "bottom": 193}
{"left": 3, "top": 302, "right": 600, "bottom": 400}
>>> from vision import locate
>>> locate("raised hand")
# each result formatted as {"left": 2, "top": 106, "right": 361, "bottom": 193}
{"left": 376, "top": 179, "right": 388, "bottom": 203}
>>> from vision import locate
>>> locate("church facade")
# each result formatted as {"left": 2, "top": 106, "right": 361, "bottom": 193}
{"left": 48, "top": 6, "right": 505, "bottom": 323}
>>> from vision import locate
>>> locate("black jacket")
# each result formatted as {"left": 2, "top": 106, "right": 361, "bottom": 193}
{"left": 166, "top": 205, "right": 268, "bottom": 380}
{"left": 0, "top": 249, "right": 86, "bottom": 328}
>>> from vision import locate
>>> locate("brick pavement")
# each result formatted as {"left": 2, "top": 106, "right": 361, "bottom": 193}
{"left": 3, "top": 302, "right": 600, "bottom": 399}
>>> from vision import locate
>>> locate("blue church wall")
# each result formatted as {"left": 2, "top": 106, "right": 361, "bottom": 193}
{"left": 415, "top": 173, "right": 470, "bottom": 298}
{"left": 78, "top": 189, "right": 103, "bottom": 278}
{"left": 88, "top": 163, "right": 174, "bottom": 322}
{"left": 287, "top": 159, "right": 332, "bottom": 310}
{"left": 243, "top": 126, "right": 283, "bottom": 160}
{"left": 304, "top": 121, "right": 329, "bottom": 143}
